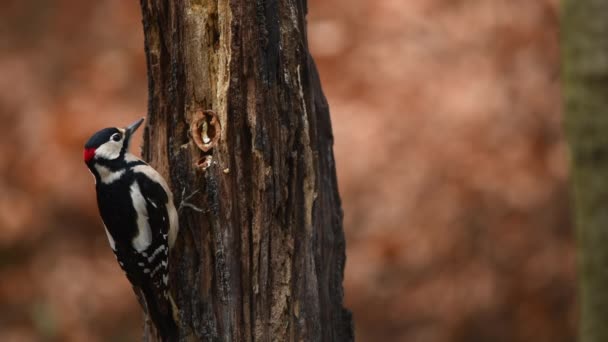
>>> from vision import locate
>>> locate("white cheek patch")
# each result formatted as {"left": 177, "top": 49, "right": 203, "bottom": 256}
{"left": 95, "top": 140, "right": 123, "bottom": 160}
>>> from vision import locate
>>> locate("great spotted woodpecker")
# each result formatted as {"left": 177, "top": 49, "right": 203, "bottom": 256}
{"left": 84, "top": 118, "right": 178, "bottom": 340}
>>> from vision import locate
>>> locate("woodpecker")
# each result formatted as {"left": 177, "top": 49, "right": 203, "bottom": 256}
{"left": 84, "top": 118, "right": 178, "bottom": 340}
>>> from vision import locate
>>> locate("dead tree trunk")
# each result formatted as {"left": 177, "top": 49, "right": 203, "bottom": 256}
{"left": 138, "top": 1, "right": 353, "bottom": 341}
{"left": 563, "top": 1, "right": 608, "bottom": 341}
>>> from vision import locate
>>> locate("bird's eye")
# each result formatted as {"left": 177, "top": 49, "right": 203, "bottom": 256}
{"left": 111, "top": 133, "right": 122, "bottom": 142}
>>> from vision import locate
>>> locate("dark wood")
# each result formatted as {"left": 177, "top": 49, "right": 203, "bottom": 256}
{"left": 138, "top": 0, "right": 353, "bottom": 341}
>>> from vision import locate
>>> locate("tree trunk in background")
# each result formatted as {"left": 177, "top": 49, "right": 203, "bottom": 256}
{"left": 138, "top": 1, "right": 353, "bottom": 341}
{"left": 563, "top": 1, "right": 608, "bottom": 341}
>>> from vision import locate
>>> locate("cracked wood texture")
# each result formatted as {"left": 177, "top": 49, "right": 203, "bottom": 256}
{"left": 139, "top": 0, "right": 353, "bottom": 341}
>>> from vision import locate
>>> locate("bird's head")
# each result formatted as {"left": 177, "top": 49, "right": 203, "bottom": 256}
{"left": 84, "top": 118, "right": 144, "bottom": 166}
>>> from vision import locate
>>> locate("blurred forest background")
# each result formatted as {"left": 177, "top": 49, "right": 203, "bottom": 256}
{"left": 0, "top": 0, "right": 571, "bottom": 341}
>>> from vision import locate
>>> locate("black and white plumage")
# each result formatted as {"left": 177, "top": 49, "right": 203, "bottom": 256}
{"left": 84, "top": 118, "right": 178, "bottom": 340}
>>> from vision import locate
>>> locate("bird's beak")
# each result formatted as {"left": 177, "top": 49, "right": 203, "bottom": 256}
{"left": 125, "top": 117, "right": 145, "bottom": 145}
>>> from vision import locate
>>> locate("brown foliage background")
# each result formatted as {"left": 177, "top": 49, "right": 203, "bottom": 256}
{"left": 0, "top": 0, "right": 573, "bottom": 341}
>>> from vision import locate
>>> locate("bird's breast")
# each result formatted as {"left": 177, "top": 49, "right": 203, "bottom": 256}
{"left": 96, "top": 174, "right": 139, "bottom": 244}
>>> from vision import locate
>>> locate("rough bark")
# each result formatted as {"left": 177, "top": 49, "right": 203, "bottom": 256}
{"left": 563, "top": 0, "right": 608, "bottom": 341}
{"left": 138, "top": 0, "right": 353, "bottom": 341}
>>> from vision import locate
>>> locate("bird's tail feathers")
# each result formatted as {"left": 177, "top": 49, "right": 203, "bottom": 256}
{"left": 140, "top": 284, "right": 178, "bottom": 342}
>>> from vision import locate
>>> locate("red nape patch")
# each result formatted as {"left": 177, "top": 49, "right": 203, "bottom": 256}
{"left": 84, "top": 148, "right": 96, "bottom": 162}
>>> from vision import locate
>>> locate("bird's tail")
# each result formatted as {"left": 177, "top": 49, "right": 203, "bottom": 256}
{"left": 139, "top": 284, "right": 178, "bottom": 342}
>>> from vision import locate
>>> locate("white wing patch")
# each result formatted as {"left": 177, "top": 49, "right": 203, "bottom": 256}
{"left": 130, "top": 181, "right": 153, "bottom": 252}
{"left": 94, "top": 165, "right": 125, "bottom": 184}
{"left": 132, "top": 164, "right": 179, "bottom": 249}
